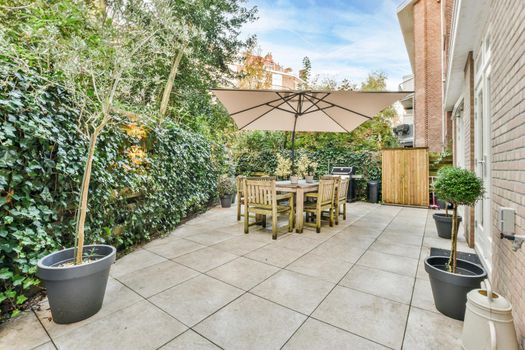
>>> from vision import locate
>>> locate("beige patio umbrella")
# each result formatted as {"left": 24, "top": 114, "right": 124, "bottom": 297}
{"left": 211, "top": 88, "right": 410, "bottom": 167}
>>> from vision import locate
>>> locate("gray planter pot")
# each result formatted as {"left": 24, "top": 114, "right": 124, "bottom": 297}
{"left": 424, "top": 256, "right": 486, "bottom": 320}
{"left": 433, "top": 213, "right": 462, "bottom": 239}
{"left": 220, "top": 195, "right": 232, "bottom": 208}
{"left": 37, "top": 244, "right": 116, "bottom": 324}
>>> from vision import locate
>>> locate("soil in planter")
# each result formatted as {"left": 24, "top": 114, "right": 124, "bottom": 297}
{"left": 53, "top": 250, "right": 107, "bottom": 267}
{"left": 430, "top": 261, "right": 481, "bottom": 276}
{"left": 56, "top": 258, "right": 100, "bottom": 268}
{"left": 429, "top": 247, "right": 482, "bottom": 266}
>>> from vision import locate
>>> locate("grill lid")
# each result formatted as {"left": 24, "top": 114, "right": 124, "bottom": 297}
{"left": 331, "top": 167, "right": 354, "bottom": 175}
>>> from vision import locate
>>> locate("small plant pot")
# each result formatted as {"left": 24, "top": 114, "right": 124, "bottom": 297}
{"left": 437, "top": 199, "right": 447, "bottom": 209}
{"left": 220, "top": 195, "right": 232, "bottom": 208}
{"left": 305, "top": 175, "right": 314, "bottom": 183}
{"left": 37, "top": 244, "right": 116, "bottom": 324}
{"left": 424, "top": 256, "right": 486, "bottom": 320}
{"left": 433, "top": 213, "right": 462, "bottom": 239}
{"left": 290, "top": 176, "right": 299, "bottom": 184}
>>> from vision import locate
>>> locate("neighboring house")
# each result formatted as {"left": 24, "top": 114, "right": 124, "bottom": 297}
{"left": 397, "top": 0, "right": 447, "bottom": 152}
{"left": 393, "top": 74, "right": 415, "bottom": 147}
{"left": 399, "top": 0, "right": 525, "bottom": 345}
{"left": 229, "top": 53, "right": 305, "bottom": 90}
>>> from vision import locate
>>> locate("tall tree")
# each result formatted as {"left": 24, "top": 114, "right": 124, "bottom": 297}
{"left": 299, "top": 56, "right": 311, "bottom": 88}
{"left": 238, "top": 49, "right": 272, "bottom": 89}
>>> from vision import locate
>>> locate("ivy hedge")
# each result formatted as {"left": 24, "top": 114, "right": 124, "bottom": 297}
{"left": 0, "top": 63, "right": 222, "bottom": 319}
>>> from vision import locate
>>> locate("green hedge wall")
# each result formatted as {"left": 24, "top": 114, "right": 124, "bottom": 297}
{"left": 235, "top": 148, "right": 381, "bottom": 180}
{"left": 234, "top": 147, "right": 381, "bottom": 200}
{"left": 0, "top": 63, "right": 221, "bottom": 319}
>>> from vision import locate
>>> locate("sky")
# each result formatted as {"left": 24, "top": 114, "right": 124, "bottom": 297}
{"left": 241, "top": 0, "right": 411, "bottom": 90}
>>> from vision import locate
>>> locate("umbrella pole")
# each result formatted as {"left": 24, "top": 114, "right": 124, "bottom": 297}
{"left": 291, "top": 114, "right": 298, "bottom": 173}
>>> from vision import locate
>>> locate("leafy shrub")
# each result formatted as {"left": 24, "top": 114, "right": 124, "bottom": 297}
{"left": 433, "top": 167, "right": 484, "bottom": 206}
{"left": 0, "top": 63, "right": 223, "bottom": 319}
{"left": 217, "top": 176, "right": 236, "bottom": 197}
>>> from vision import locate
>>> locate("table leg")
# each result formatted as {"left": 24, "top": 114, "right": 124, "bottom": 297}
{"left": 295, "top": 189, "right": 304, "bottom": 233}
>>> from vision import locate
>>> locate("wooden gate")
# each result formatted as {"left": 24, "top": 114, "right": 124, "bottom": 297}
{"left": 381, "top": 148, "right": 429, "bottom": 207}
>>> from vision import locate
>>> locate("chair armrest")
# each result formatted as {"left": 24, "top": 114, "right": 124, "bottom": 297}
{"left": 276, "top": 193, "right": 293, "bottom": 200}
{"left": 305, "top": 193, "right": 318, "bottom": 198}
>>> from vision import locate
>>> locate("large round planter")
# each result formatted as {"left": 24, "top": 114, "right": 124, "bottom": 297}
{"left": 424, "top": 256, "right": 486, "bottom": 320}
{"left": 220, "top": 195, "right": 232, "bottom": 208}
{"left": 433, "top": 213, "right": 462, "bottom": 239}
{"left": 37, "top": 244, "right": 116, "bottom": 324}
{"left": 231, "top": 193, "right": 236, "bottom": 204}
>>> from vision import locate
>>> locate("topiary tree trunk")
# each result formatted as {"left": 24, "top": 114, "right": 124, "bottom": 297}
{"left": 449, "top": 202, "right": 458, "bottom": 273}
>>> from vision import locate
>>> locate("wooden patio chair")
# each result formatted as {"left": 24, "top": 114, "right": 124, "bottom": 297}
{"left": 334, "top": 177, "right": 350, "bottom": 225}
{"left": 243, "top": 177, "right": 294, "bottom": 239}
{"left": 303, "top": 176, "right": 337, "bottom": 233}
{"left": 236, "top": 175, "right": 246, "bottom": 221}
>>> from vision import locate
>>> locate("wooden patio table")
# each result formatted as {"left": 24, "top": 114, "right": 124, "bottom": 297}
{"left": 276, "top": 180, "right": 319, "bottom": 233}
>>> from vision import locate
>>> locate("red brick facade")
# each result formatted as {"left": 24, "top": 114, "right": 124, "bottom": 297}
{"left": 412, "top": 0, "right": 443, "bottom": 152}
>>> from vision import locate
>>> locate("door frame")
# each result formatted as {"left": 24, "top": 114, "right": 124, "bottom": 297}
{"left": 473, "top": 32, "right": 492, "bottom": 276}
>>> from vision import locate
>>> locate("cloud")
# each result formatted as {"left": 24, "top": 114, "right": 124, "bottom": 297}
{"left": 241, "top": 0, "right": 411, "bottom": 90}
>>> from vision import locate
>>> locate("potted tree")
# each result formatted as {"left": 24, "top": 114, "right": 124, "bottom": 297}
{"left": 218, "top": 176, "right": 236, "bottom": 208}
{"left": 35, "top": 2, "right": 177, "bottom": 324}
{"left": 424, "top": 167, "right": 486, "bottom": 320}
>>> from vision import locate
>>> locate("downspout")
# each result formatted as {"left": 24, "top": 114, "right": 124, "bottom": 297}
{"left": 440, "top": 0, "right": 446, "bottom": 151}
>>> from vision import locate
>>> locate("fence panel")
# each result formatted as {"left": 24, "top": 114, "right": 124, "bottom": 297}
{"left": 381, "top": 148, "right": 429, "bottom": 207}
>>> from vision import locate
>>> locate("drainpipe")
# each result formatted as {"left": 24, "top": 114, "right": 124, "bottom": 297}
{"left": 440, "top": 0, "right": 446, "bottom": 151}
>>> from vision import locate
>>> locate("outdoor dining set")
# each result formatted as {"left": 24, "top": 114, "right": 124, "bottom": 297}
{"left": 235, "top": 176, "right": 350, "bottom": 239}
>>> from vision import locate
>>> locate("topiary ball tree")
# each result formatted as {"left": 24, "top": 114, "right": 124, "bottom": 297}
{"left": 433, "top": 167, "right": 484, "bottom": 273}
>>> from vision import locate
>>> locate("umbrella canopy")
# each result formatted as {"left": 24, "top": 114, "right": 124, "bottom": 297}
{"left": 211, "top": 88, "right": 411, "bottom": 167}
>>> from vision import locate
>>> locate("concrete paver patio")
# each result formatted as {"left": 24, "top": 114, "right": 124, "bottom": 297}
{"left": 1, "top": 202, "right": 474, "bottom": 350}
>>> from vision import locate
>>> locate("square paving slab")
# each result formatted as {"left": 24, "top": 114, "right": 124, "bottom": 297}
{"left": 149, "top": 274, "right": 243, "bottom": 326}
{"left": 206, "top": 257, "right": 279, "bottom": 290}
{"left": 194, "top": 293, "right": 306, "bottom": 350}
{"left": 52, "top": 300, "right": 187, "bottom": 350}
{"left": 312, "top": 286, "right": 409, "bottom": 349}
{"left": 116, "top": 260, "right": 199, "bottom": 298}
{"left": 339, "top": 265, "right": 415, "bottom": 304}
{"left": 251, "top": 270, "right": 335, "bottom": 315}
{"left": 282, "top": 318, "right": 388, "bottom": 350}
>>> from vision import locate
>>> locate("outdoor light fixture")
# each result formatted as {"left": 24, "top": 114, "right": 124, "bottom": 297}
{"left": 499, "top": 207, "right": 525, "bottom": 251}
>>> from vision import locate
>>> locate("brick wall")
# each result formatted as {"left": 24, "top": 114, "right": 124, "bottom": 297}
{"left": 488, "top": 0, "right": 525, "bottom": 345}
{"left": 412, "top": 0, "right": 443, "bottom": 152}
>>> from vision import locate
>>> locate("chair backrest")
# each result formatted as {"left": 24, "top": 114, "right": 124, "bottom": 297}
{"left": 243, "top": 177, "right": 277, "bottom": 209}
{"left": 318, "top": 176, "right": 337, "bottom": 206}
{"left": 236, "top": 175, "right": 246, "bottom": 194}
{"left": 338, "top": 178, "right": 350, "bottom": 201}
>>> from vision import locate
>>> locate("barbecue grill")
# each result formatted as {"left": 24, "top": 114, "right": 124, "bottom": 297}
{"left": 331, "top": 167, "right": 358, "bottom": 202}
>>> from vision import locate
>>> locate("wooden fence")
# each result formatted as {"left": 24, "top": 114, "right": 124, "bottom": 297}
{"left": 381, "top": 148, "right": 429, "bottom": 207}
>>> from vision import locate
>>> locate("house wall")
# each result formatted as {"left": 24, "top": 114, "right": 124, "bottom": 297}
{"left": 413, "top": 0, "right": 443, "bottom": 152}
{"left": 488, "top": 0, "right": 525, "bottom": 344}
